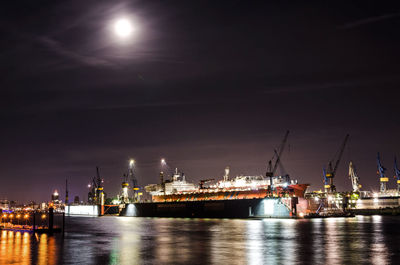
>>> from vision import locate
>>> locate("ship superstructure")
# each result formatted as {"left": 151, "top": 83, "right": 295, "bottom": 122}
{"left": 145, "top": 168, "right": 307, "bottom": 203}
{"left": 145, "top": 168, "right": 197, "bottom": 196}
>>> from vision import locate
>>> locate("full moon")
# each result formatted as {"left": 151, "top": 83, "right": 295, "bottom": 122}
{"left": 114, "top": 18, "right": 133, "bottom": 38}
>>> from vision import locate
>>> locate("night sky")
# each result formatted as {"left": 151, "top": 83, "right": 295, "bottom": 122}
{"left": 1, "top": 1, "right": 400, "bottom": 203}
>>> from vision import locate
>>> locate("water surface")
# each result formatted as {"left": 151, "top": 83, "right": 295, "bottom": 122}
{"left": 1, "top": 215, "right": 399, "bottom": 264}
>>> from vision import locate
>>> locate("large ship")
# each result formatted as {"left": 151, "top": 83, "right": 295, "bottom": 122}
{"left": 127, "top": 165, "right": 310, "bottom": 218}
{"left": 121, "top": 131, "right": 311, "bottom": 218}
{"left": 145, "top": 167, "right": 308, "bottom": 203}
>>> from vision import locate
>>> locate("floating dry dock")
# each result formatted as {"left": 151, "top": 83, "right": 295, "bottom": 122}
{"left": 121, "top": 197, "right": 307, "bottom": 218}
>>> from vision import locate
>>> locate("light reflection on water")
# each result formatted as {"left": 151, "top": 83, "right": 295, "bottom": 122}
{"left": 0, "top": 216, "right": 399, "bottom": 264}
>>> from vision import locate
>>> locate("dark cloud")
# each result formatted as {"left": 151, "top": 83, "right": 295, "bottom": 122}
{"left": 1, "top": 1, "right": 400, "bottom": 202}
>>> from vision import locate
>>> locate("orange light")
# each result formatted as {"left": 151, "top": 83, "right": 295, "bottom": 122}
{"left": 16, "top": 214, "right": 21, "bottom": 219}
{"left": 9, "top": 214, "right": 14, "bottom": 219}
{"left": 24, "top": 214, "right": 29, "bottom": 219}
{"left": 41, "top": 214, "right": 46, "bottom": 219}
{"left": 2, "top": 214, "right": 7, "bottom": 218}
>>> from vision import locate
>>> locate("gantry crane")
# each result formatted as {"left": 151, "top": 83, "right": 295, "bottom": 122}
{"left": 266, "top": 130, "right": 289, "bottom": 191}
{"left": 323, "top": 134, "right": 349, "bottom": 193}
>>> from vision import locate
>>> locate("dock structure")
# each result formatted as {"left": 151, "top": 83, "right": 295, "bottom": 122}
{"left": 0, "top": 208, "right": 64, "bottom": 234}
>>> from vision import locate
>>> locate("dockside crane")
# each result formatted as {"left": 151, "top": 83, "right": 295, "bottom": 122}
{"left": 377, "top": 153, "right": 388, "bottom": 193}
{"left": 349, "top": 161, "right": 361, "bottom": 193}
{"left": 121, "top": 171, "right": 130, "bottom": 204}
{"left": 394, "top": 157, "right": 400, "bottom": 192}
{"left": 129, "top": 159, "right": 140, "bottom": 202}
{"left": 95, "top": 167, "right": 105, "bottom": 205}
{"left": 266, "top": 130, "right": 290, "bottom": 191}
{"left": 323, "top": 134, "right": 349, "bottom": 193}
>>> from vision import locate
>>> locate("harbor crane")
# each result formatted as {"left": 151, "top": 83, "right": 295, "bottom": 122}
{"left": 394, "top": 157, "right": 400, "bottom": 192}
{"left": 88, "top": 167, "right": 105, "bottom": 206}
{"left": 95, "top": 167, "right": 105, "bottom": 205}
{"left": 377, "top": 153, "right": 388, "bottom": 193}
{"left": 323, "top": 134, "right": 349, "bottom": 193}
{"left": 266, "top": 130, "right": 289, "bottom": 191}
{"left": 121, "top": 171, "right": 130, "bottom": 204}
{"left": 349, "top": 161, "right": 361, "bottom": 192}
{"left": 129, "top": 159, "right": 140, "bottom": 202}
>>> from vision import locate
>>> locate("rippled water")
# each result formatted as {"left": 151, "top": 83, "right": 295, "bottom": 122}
{"left": 1, "top": 215, "right": 399, "bottom": 264}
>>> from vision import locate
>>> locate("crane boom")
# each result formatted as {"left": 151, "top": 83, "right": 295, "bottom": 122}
{"left": 96, "top": 166, "right": 102, "bottom": 188}
{"left": 271, "top": 130, "right": 290, "bottom": 175}
{"left": 266, "top": 130, "right": 289, "bottom": 191}
{"left": 332, "top": 134, "right": 349, "bottom": 176}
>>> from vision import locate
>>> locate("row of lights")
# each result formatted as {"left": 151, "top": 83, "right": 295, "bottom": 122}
{"left": 1, "top": 214, "right": 47, "bottom": 219}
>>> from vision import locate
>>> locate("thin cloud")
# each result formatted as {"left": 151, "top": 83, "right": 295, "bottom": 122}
{"left": 262, "top": 81, "right": 355, "bottom": 94}
{"left": 338, "top": 12, "right": 400, "bottom": 29}
{"left": 37, "top": 36, "right": 116, "bottom": 68}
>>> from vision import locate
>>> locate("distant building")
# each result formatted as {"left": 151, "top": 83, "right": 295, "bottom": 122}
{"left": 52, "top": 190, "right": 60, "bottom": 203}
{"left": 0, "top": 200, "right": 10, "bottom": 210}
{"left": 74, "top": 196, "right": 80, "bottom": 204}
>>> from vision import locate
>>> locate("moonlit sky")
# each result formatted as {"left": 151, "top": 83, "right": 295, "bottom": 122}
{"left": 1, "top": 1, "right": 400, "bottom": 203}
